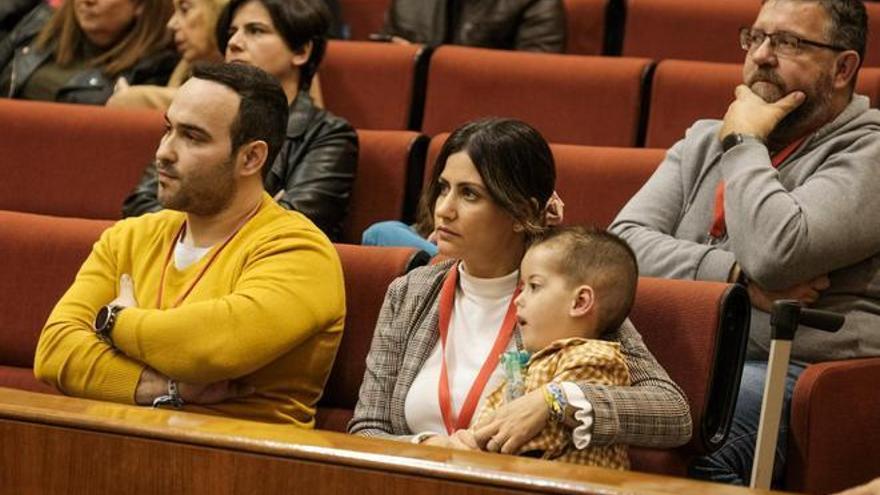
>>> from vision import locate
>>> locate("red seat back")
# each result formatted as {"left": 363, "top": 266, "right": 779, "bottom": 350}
{"left": 316, "top": 244, "right": 428, "bottom": 432}
{"left": 343, "top": 130, "right": 427, "bottom": 243}
{"left": 0, "top": 99, "right": 163, "bottom": 220}
{"left": 321, "top": 40, "right": 429, "bottom": 130}
{"left": 0, "top": 211, "right": 112, "bottom": 373}
{"left": 629, "top": 278, "right": 749, "bottom": 475}
{"left": 563, "top": 0, "right": 610, "bottom": 55}
{"left": 646, "top": 60, "right": 880, "bottom": 149}
{"left": 421, "top": 46, "right": 652, "bottom": 146}
{"left": 622, "top": 0, "right": 759, "bottom": 63}
{"left": 339, "top": 0, "right": 390, "bottom": 40}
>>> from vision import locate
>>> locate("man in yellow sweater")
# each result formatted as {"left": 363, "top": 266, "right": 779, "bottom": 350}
{"left": 33, "top": 63, "right": 346, "bottom": 428}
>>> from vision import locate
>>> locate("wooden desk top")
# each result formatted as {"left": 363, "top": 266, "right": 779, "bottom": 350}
{"left": 0, "top": 387, "right": 790, "bottom": 495}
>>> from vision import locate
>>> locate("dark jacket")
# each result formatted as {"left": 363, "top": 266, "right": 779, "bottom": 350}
{"left": 0, "top": 4, "right": 178, "bottom": 105}
{"left": 123, "top": 91, "right": 358, "bottom": 242}
{"left": 381, "top": 0, "right": 565, "bottom": 53}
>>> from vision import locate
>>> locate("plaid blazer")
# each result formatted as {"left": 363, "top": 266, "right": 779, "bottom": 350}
{"left": 348, "top": 260, "right": 693, "bottom": 448}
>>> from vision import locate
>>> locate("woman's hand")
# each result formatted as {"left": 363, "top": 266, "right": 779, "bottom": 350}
{"left": 421, "top": 432, "right": 479, "bottom": 451}
{"left": 471, "top": 388, "right": 549, "bottom": 454}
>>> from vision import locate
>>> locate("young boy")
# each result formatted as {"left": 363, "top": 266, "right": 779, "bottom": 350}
{"left": 472, "top": 226, "right": 638, "bottom": 469}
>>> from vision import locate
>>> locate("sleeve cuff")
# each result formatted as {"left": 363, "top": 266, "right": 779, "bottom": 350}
{"left": 561, "top": 381, "right": 594, "bottom": 449}
{"left": 411, "top": 431, "right": 440, "bottom": 444}
{"left": 696, "top": 248, "right": 737, "bottom": 282}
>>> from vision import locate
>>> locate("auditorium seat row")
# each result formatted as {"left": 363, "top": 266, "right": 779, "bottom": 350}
{"left": 0, "top": 98, "right": 666, "bottom": 237}
{"left": 319, "top": 41, "right": 880, "bottom": 147}
{"left": 0, "top": 207, "right": 749, "bottom": 479}
{"left": 338, "top": 0, "right": 880, "bottom": 65}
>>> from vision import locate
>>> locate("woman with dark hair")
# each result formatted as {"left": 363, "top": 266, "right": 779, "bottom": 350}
{"left": 0, "top": 0, "right": 178, "bottom": 104}
{"left": 123, "top": 0, "right": 357, "bottom": 242}
{"left": 350, "top": 118, "right": 692, "bottom": 453}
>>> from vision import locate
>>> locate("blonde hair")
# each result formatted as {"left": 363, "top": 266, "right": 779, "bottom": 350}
{"left": 35, "top": 0, "right": 174, "bottom": 77}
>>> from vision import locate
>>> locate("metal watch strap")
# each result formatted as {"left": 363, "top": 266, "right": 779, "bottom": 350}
{"left": 152, "top": 379, "right": 184, "bottom": 409}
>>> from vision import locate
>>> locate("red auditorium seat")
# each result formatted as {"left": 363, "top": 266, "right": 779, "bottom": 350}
{"left": 424, "top": 134, "right": 664, "bottom": 228}
{"left": 338, "top": 0, "right": 390, "bottom": 41}
{"left": 645, "top": 60, "right": 880, "bottom": 148}
{"left": 0, "top": 210, "right": 112, "bottom": 393}
{"left": 563, "top": 0, "right": 610, "bottom": 55}
{"left": 786, "top": 357, "right": 880, "bottom": 494}
{"left": 342, "top": 130, "right": 428, "bottom": 243}
{"left": 623, "top": 0, "right": 880, "bottom": 67}
{"left": 420, "top": 46, "right": 652, "bottom": 146}
{"left": 321, "top": 40, "right": 431, "bottom": 131}
{"left": 622, "top": 0, "right": 756, "bottom": 63}
{"left": 553, "top": 144, "right": 664, "bottom": 228}
{"left": 315, "top": 244, "right": 429, "bottom": 432}
{"left": 628, "top": 278, "right": 749, "bottom": 476}
{"left": 0, "top": 99, "right": 163, "bottom": 220}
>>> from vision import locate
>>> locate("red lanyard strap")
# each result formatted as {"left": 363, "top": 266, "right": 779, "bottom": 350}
{"left": 156, "top": 203, "right": 263, "bottom": 309}
{"left": 709, "top": 136, "right": 806, "bottom": 239}
{"left": 437, "top": 263, "right": 520, "bottom": 434}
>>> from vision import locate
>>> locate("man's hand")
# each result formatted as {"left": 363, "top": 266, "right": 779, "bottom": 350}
{"left": 747, "top": 274, "right": 831, "bottom": 312}
{"left": 178, "top": 380, "right": 254, "bottom": 405}
{"left": 109, "top": 274, "right": 138, "bottom": 309}
{"left": 135, "top": 368, "right": 254, "bottom": 405}
{"left": 718, "top": 84, "right": 805, "bottom": 142}
{"left": 471, "top": 388, "right": 548, "bottom": 454}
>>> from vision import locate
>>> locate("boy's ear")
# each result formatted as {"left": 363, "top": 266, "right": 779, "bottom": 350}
{"left": 570, "top": 285, "right": 595, "bottom": 317}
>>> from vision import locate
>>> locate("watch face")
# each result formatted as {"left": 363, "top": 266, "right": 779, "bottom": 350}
{"left": 95, "top": 306, "right": 111, "bottom": 331}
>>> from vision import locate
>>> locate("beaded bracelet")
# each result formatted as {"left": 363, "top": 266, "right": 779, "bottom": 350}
{"left": 543, "top": 382, "right": 568, "bottom": 423}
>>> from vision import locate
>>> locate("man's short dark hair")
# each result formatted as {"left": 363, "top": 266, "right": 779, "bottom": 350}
{"left": 191, "top": 63, "right": 288, "bottom": 179}
{"left": 531, "top": 226, "right": 639, "bottom": 334}
{"left": 216, "top": 0, "right": 331, "bottom": 92}
{"left": 766, "top": 0, "right": 868, "bottom": 65}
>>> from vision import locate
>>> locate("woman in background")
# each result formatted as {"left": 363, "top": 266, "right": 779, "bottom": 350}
{"left": 0, "top": 0, "right": 177, "bottom": 104}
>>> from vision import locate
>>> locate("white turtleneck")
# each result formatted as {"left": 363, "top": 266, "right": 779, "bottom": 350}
{"left": 404, "top": 262, "right": 519, "bottom": 435}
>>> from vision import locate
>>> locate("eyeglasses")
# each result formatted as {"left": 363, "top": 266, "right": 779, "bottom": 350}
{"left": 739, "top": 27, "right": 848, "bottom": 56}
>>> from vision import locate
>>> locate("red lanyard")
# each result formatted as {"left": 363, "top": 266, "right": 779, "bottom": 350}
{"left": 155, "top": 202, "right": 262, "bottom": 309}
{"left": 437, "top": 264, "right": 520, "bottom": 434}
{"left": 709, "top": 137, "right": 806, "bottom": 239}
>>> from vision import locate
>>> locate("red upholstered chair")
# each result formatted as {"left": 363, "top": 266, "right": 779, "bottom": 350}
{"left": 342, "top": 130, "right": 428, "bottom": 243}
{"left": 315, "top": 244, "right": 429, "bottom": 432}
{"left": 420, "top": 46, "right": 652, "bottom": 146}
{"left": 622, "top": 0, "right": 758, "bottom": 63}
{"left": 786, "top": 358, "right": 880, "bottom": 494}
{"left": 562, "top": 0, "right": 610, "bottom": 55}
{"left": 0, "top": 99, "right": 163, "bottom": 220}
{"left": 338, "top": 0, "right": 390, "bottom": 41}
{"left": 0, "top": 210, "right": 113, "bottom": 394}
{"left": 554, "top": 145, "right": 664, "bottom": 228}
{"left": 645, "top": 60, "right": 880, "bottom": 149}
{"left": 628, "top": 278, "right": 750, "bottom": 476}
{"left": 423, "top": 134, "right": 664, "bottom": 229}
{"left": 321, "top": 40, "right": 431, "bottom": 131}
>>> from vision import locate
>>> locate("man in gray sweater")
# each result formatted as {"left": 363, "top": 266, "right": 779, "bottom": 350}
{"left": 609, "top": 0, "right": 880, "bottom": 488}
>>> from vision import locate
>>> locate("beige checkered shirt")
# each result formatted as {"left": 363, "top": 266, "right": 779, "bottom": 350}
{"left": 477, "top": 338, "right": 631, "bottom": 469}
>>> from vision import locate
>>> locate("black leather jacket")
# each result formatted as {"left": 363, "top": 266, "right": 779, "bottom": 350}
{"left": 382, "top": 0, "right": 565, "bottom": 52}
{"left": 123, "top": 91, "right": 358, "bottom": 241}
{"left": 0, "top": 4, "right": 177, "bottom": 105}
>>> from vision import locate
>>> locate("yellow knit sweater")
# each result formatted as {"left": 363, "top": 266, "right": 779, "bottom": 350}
{"left": 34, "top": 193, "right": 345, "bottom": 427}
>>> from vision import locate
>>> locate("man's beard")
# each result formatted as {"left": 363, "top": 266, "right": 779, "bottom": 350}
{"left": 746, "top": 68, "right": 834, "bottom": 149}
{"left": 157, "top": 156, "right": 237, "bottom": 216}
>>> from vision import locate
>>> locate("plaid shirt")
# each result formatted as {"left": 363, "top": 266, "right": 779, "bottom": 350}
{"left": 477, "top": 338, "right": 630, "bottom": 469}
{"left": 348, "top": 260, "right": 692, "bottom": 448}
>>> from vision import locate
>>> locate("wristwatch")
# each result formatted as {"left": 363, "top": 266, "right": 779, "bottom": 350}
{"left": 721, "top": 133, "right": 764, "bottom": 152}
{"left": 94, "top": 304, "right": 124, "bottom": 345}
{"left": 152, "top": 379, "right": 185, "bottom": 409}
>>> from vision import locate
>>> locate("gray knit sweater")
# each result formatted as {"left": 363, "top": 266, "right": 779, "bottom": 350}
{"left": 610, "top": 95, "right": 880, "bottom": 364}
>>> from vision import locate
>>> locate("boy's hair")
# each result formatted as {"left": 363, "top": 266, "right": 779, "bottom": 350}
{"left": 531, "top": 226, "right": 639, "bottom": 333}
